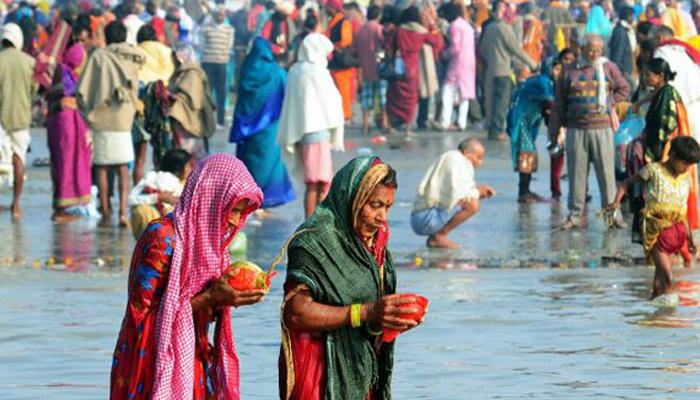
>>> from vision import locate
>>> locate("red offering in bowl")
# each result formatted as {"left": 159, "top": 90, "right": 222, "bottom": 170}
{"left": 226, "top": 260, "right": 277, "bottom": 291}
{"left": 382, "top": 294, "right": 428, "bottom": 343}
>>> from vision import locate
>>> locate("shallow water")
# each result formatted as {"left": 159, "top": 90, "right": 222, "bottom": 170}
{"left": 1, "top": 128, "right": 699, "bottom": 399}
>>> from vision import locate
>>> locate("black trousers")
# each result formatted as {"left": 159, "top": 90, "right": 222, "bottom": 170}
{"left": 202, "top": 62, "right": 228, "bottom": 125}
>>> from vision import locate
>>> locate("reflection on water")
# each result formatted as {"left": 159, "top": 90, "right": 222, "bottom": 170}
{"left": 1, "top": 130, "right": 700, "bottom": 398}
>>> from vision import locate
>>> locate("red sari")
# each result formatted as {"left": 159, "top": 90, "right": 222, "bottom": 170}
{"left": 385, "top": 26, "right": 442, "bottom": 125}
{"left": 110, "top": 216, "right": 215, "bottom": 400}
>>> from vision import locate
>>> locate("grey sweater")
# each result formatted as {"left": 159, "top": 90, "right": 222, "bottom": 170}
{"left": 479, "top": 18, "right": 536, "bottom": 79}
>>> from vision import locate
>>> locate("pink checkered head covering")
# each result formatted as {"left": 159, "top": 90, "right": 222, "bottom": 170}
{"left": 152, "top": 153, "right": 262, "bottom": 400}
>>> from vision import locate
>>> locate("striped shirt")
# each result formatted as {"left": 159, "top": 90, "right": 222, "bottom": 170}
{"left": 201, "top": 23, "right": 234, "bottom": 64}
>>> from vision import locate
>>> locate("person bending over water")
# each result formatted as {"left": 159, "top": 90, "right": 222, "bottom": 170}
{"left": 608, "top": 137, "right": 700, "bottom": 300}
{"left": 411, "top": 138, "right": 495, "bottom": 249}
{"left": 110, "top": 154, "right": 267, "bottom": 400}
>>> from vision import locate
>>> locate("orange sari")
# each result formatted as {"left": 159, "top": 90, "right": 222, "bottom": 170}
{"left": 519, "top": 17, "right": 544, "bottom": 80}
{"left": 661, "top": 101, "right": 699, "bottom": 229}
{"left": 327, "top": 13, "right": 354, "bottom": 121}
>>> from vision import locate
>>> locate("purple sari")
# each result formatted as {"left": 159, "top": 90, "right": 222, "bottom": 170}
{"left": 46, "top": 44, "right": 93, "bottom": 209}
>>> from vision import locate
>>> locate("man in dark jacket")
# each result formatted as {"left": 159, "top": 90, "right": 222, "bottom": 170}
{"left": 608, "top": 6, "right": 635, "bottom": 83}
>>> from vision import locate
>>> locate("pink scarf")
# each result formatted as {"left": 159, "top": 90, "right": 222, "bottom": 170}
{"left": 151, "top": 154, "right": 263, "bottom": 400}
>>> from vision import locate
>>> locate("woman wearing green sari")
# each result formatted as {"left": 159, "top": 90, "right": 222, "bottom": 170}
{"left": 279, "top": 156, "right": 424, "bottom": 400}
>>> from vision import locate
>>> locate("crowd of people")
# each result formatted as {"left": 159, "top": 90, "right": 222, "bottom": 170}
{"left": 3, "top": 0, "right": 700, "bottom": 398}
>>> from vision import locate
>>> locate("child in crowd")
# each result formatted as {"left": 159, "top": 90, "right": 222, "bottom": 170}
{"left": 128, "top": 149, "right": 192, "bottom": 239}
{"left": 608, "top": 136, "right": 700, "bottom": 301}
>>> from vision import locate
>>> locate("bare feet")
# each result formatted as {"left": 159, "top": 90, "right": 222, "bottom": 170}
{"left": 119, "top": 214, "right": 129, "bottom": 227}
{"left": 51, "top": 211, "right": 80, "bottom": 223}
{"left": 99, "top": 213, "right": 112, "bottom": 227}
{"left": 489, "top": 132, "right": 509, "bottom": 142}
{"left": 427, "top": 234, "right": 460, "bottom": 249}
{"left": 11, "top": 203, "right": 22, "bottom": 221}
{"left": 518, "top": 192, "right": 546, "bottom": 204}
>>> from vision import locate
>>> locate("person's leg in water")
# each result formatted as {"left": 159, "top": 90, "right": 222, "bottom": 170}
{"left": 362, "top": 108, "right": 371, "bottom": 135}
{"left": 550, "top": 152, "right": 565, "bottom": 200}
{"left": 11, "top": 153, "right": 24, "bottom": 220}
{"left": 651, "top": 246, "right": 674, "bottom": 299}
{"left": 428, "top": 199, "right": 479, "bottom": 249}
{"left": 380, "top": 108, "right": 389, "bottom": 132}
{"left": 304, "top": 182, "right": 320, "bottom": 219}
{"left": 133, "top": 141, "right": 148, "bottom": 185}
{"left": 518, "top": 172, "right": 531, "bottom": 202}
{"left": 361, "top": 82, "right": 371, "bottom": 135}
{"left": 96, "top": 165, "right": 111, "bottom": 226}
{"left": 118, "top": 164, "right": 130, "bottom": 227}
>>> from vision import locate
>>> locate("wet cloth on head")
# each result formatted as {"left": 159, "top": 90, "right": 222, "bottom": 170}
{"left": 33, "top": 20, "right": 72, "bottom": 90}
{"left": 168, "top": 63, "right": 216, "bottom": 139}
{"left": 76, "top": 44, "right": 145, "bottom": 132}
{"left": 278, "top": 33, "right": 344, "bottom": 154}
{"left": 138, "top": 40, "right": 176, "bottom": 85}
{"left": 151, "top": 154, "right": 262, "bottom": 400}
{"left": 280, "top": 156, "right": 396, "bottom": 400}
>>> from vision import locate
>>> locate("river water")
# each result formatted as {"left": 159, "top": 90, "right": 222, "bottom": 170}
{"left": 1, "top": 129, "right": 699, "bottom": 399}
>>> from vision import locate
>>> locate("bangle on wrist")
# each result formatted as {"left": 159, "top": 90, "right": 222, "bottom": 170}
{"left": 350, "top": 303, "right": 362, "bottom": 328}
{"left": 366, "top": 322, "right": 382, "bottom": 336}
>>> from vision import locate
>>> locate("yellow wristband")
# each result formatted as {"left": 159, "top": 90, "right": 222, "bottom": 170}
{"left": 350, "top": 304, "right": 362, "bottom": 328}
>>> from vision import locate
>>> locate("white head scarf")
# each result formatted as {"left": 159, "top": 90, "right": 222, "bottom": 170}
{"left": 297, "top": 32, "right": 333, "bottom": 67}
{"left": 278, "top": 33, "right": 344, "bottom": 153}
{"left": 2, "top": 22, "right": 23, "bottom": 50}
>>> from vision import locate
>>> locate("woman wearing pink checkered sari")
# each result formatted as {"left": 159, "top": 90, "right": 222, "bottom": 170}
{"left": 110, "top": 154, "right": 266, "bottom": 400}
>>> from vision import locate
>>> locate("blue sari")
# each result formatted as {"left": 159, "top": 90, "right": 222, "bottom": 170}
{"left": 506, "top": 69, "right": 555, "bottom": 170}
{"left": 586, "top": 5, "right": 612, "bottom": 38}
{"left": 231, "top": 37, "right": 295, "bottom": 208}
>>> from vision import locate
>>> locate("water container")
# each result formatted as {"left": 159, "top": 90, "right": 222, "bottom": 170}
{"left": 229, "top": 232, "right": 248, "bottom": 261}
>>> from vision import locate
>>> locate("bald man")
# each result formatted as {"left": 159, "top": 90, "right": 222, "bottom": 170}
{"left": 411, "top": 138, "right": 496, "bottom": 249}
{"left": 550, "top": 34, "right": 630, "bottom": 230}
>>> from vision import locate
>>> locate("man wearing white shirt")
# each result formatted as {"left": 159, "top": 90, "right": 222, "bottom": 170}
{"left": 411, "top": 138, "right": 496, "bottom": 249}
